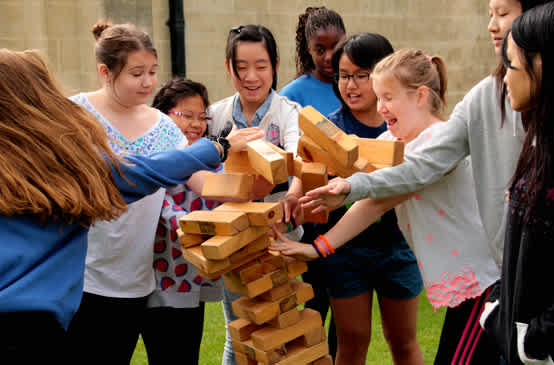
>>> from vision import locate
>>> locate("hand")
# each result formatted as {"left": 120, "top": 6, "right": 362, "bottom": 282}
{"left": 279, "top": 193, "right": 302, "bottom": 224}
{"left": 299, "top": 177, "right": 351, "bottom": 214}
{"left": 226, "top": 125, "right": 264, "bottom": 153}
{"left": 270, "top": 226, "right": 319, "bottom": 261}
{"left": 249, "top": 175, "right": 275, "bottom": 201}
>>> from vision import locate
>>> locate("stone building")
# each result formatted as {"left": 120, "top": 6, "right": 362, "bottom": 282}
{"left": 0, "top": 0, "right": 495, "bottom": 112}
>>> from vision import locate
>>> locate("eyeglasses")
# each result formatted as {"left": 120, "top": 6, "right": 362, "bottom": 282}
{"left": 335, "top": 72, "right": 371, "bottom": 85}
{"left": 168, "top": 111, "right": 212, "bottom": 123}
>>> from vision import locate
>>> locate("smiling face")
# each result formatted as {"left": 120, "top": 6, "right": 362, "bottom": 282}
{"left": 168, "top": 94, "right": 208, "bottom": 144}
{"left": 106, "top": 50, "right": 158, "bottom": 106}
{"left": 337, "top": 54, "right": 376, "bottom": 116}
{"left": 488, "top": 0, "right": 522, "bottom": 55}
{"left": 373, "top": 74, "right": 423, "bottom": 142}
{"left": 503, "top": 34, "right": 541, "bottom": 112}
{"left": 308, "top": 26, "right": 345, "bottom": 83}
{"left": 225, "top": 41, "right": 276, "bottom": 111}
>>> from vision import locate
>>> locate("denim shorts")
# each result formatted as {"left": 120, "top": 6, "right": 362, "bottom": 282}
{"left": 321, "top": 239, "right": 423, "bottom": 300}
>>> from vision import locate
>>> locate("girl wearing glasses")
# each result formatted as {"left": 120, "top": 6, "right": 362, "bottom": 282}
{"left": 277, "top": 33, "right": 425, "bottom": 365}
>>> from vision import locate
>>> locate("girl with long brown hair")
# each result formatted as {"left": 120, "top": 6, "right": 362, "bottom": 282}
{"left": 0, "top": 48, "right": 236, "bottom": 363}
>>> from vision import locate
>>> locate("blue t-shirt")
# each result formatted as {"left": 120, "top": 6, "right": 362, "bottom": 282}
{"left": 280, "top": 73, "right": 340, "bottom": 116}
{"left": 232, "top": 90, "right": 274, "bottom": 129}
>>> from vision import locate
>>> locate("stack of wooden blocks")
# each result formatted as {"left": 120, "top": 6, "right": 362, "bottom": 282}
{"left": 176, "top": 105, "right": 405, "bottom": 364}
{"left": 178, "top": 201, "right": 332, "bottom": 364}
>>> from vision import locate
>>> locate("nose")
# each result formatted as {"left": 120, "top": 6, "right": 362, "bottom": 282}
{"left": 377, "top": 99, "right": 387, "bottom": 114}
{"left": 488, "top": 16, "right": 497, "bottom": 33}
{"left": 142, "top": 74, "right": 155, "bottom": 88}
{"left": 324, "top": 49, "right": 333, "bottom": 64}
{"left": 244, "top": 66, "right": 257, "bottom": 81}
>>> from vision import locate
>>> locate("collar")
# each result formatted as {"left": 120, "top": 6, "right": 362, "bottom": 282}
{"left": 232, "top": 89, "right": 275, "bottom": 129}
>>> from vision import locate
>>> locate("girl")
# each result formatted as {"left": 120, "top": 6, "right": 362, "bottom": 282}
{"left": 141, "top": 78, "right": 223, "bottom": 365}
{"left": 300, "top": 0, "right": 551, "bottom": 286}
{"left": 66, "top": 21, "right": 261, "bottom": 364}
{"left": 208, "top": 24, "right": 303, "bottom": 365}
{"left": 275, "top": 48, "right": 501, "bottom": 364}
{"left": 279, "top": 7, "right": 346, "bottom": 356}
{"left": 280, "top": 6, "right": 346, "bottom": 116}
{"left": 0, "top": 49, "right": 235, "bottom": 363}
{"left": 275, "top": 34, "right": 425, "bottom": 365}
{"left": 480, "top": 4, "right": 554, "bottom": 363}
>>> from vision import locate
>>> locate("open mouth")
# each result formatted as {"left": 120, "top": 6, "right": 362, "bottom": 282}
{"left": 347, "top": 93, "right": 361, "bottom": 103}
{"left": 386, "top": 118, "right": 398, "bottom": 127}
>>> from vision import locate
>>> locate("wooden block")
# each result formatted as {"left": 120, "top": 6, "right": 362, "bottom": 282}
{"left": 201, "top": 226, "right": 268, "bottom": 260}
{"left": 292, "top": 157, "right": 304, "bottom": 178}
{"left": 300, "top": 162, "right": 329, "bottom": 224}
{"left": 188, "top": 235, "right": 270, "bottom": 277}
{"left": 177, "top": 228, "right": 208, "bottom": 248}
{"left": 251, "top": 308, "right": 323, "bottom": 351}
{"left": 310, "top": 354, "right": 333, "bottom": 365}
{"left": 225, "top": 150, "right": 257, "bottom": 174}
{"left": 286, "top": 260, "right": 308, "bottom": 278}
{"left": 232, "top": 280, "right": 314, "bottom": 325}
{"left": 229, "top": 318, "right": 263, "bottom": 341}
{"left": 264, "top": 141, "right": 295, "bottom": 177}
{"left": 232, "top": 340, "right": 286, "bottom": 364}
{"left": 353, "top": 136, "right": 405, "bottom": 166}
{"left": 201, "top": 173, "right": 254, "bottom": 201}
{"left": 268, "top": 308, "right": 301, "bottom": 329}
{"left": 260, "top": 281, "right": 294, "bottom": 302}
{"left": 298, "top": 106, "right": 358, "bottom": 168}
{"left": 235, "top": 351, "right": 258, "bottom": 365}
{"left": 247, "top": 139, "right": 288, "bottom": 185}
{"left": 225, "top": 265, "right": 290, "bottom": 298}
{"left": 179, "top": 210, "right": 249, "bottom": 235}
{"left": 234, "top": 260, "right": 265, "bottom": 284}
{"left": 301, "top": 327, "right": 326, "bottom": 347}
{"left": 215, "top": 202, "right": 283, "bottom": 226}
{"left": 259, "top": 253, "right": 286, "bottom": 274}
{"left": 297, "top": 135, "right": 363, "bottom": 178}
{"left": 195, "top": 248, "right": 266, "bottom": 280}
{"left": 275, "top": 340, "right": 328, "bottom": 365}
{"left": 181, "top": 245, "right": 230, "bottom": 274}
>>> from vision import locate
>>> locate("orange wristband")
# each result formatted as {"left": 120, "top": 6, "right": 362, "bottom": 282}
{"left": 312, "top": 239, "right": 328, "bottom": 258}
{"left": 317, "top": 235, "right": 335, "bottom": 254}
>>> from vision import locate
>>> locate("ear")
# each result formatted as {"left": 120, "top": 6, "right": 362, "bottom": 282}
{"left": 224, "top": 59, "right": 232, "bottom": 77}
{"left": 533, "top": 53, "right": 543, "bottom": 82}
{"left": 416, "top": 85, "right": 430, "bottom": 107}
{"left": 97, "top": 64, "right": 111, "bottom": 83}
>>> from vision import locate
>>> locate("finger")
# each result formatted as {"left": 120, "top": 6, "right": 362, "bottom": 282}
{"left": 305, "top": 185, "right": 334, "bottom": 197}
{"left": 272, "top": 226, "right": 289, "bottom": 243}
{"left": 301, "top": 198, "right": 323, "bottom": 209}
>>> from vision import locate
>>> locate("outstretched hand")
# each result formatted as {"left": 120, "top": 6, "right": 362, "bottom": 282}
{"left": 298, "top": 177, "right": 351, "bottom": 214}
{"left": 226, "top": 125, "right": 265, "bottom": 153}
{"left": 269, "top": 226, "right": 319, "bottom": 261}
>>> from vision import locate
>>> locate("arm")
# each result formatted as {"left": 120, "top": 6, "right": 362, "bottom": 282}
{"left": 271, "top": 192, "right": 413, "bottom": 260}
{"left": 112, "top": 138, "right": 220, "bottom": 203}
{"left": 345, "top": 99, "right": 471, "bottom": 204}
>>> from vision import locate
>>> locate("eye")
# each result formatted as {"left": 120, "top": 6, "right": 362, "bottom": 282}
{"left": 315, "top": 48, "right": 324, "bottom": 55}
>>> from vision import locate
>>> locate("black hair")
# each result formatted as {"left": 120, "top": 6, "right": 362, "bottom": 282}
{"left": 295, "top": 7, "right": 345, "bottom": 77}
{"left": 225, "top": 24, "right": 279, "bottom": 90}
{"left": 502, "top": 1, "right": 554, "bottom": 222}
{"left": 151, "top": 78, "right": 210, "bottom": 115}
{"left": 493, "top": 0, "right": 554, "bottom": 125}
{"left": 330, "top": 33, "right": 394, "bottom": 111}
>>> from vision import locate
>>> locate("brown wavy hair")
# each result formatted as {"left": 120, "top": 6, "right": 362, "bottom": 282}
{"left": 0, "top": 49, "right": 128, "bottom": 226}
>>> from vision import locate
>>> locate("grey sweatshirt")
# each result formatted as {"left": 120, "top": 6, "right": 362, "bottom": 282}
{"left": 345, "top": 76, "right": 525, "bottom": 267}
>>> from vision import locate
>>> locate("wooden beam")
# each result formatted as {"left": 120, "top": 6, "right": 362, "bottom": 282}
{"left": 176, "top": 228, "right": 208, "bottom": 248}
{"left": 352, "top": 136, "right": 405, "bottom": 167}
{"left": 247, "top": 139, "right": 288, "bottom": 185}
{"left": 225, "top": 150, "right": 257, "bottom": 174}
{"left": 298, "top": 106, "right": 359, "bottom": 168}
{"left": 215, "top": 202, "right": 283, "bottom": 226}
{"left": 201, "top": 173, "right": 254, "bottom": 201}
{"left": 179, "top": 210, "right": 249, "bottom": 235}
{"left": 200, "top": 226, "right": 268, "bottom": 260}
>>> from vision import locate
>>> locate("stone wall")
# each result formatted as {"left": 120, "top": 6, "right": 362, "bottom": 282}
{"left": 0, "top": 0, "right": 496, "bottom": 112}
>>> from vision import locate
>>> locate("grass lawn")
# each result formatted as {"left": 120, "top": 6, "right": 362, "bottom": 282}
{"left": 131, "top": 292, "right": 445, "bottom": 364}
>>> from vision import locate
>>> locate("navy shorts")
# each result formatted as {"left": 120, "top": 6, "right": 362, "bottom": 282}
{"left": 321, "top": 239, "right": 423, "bottom": 300}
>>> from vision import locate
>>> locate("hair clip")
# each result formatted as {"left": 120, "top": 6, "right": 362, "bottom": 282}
{"left": 230, "top": 25, "right": 244, "bottom": 34}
